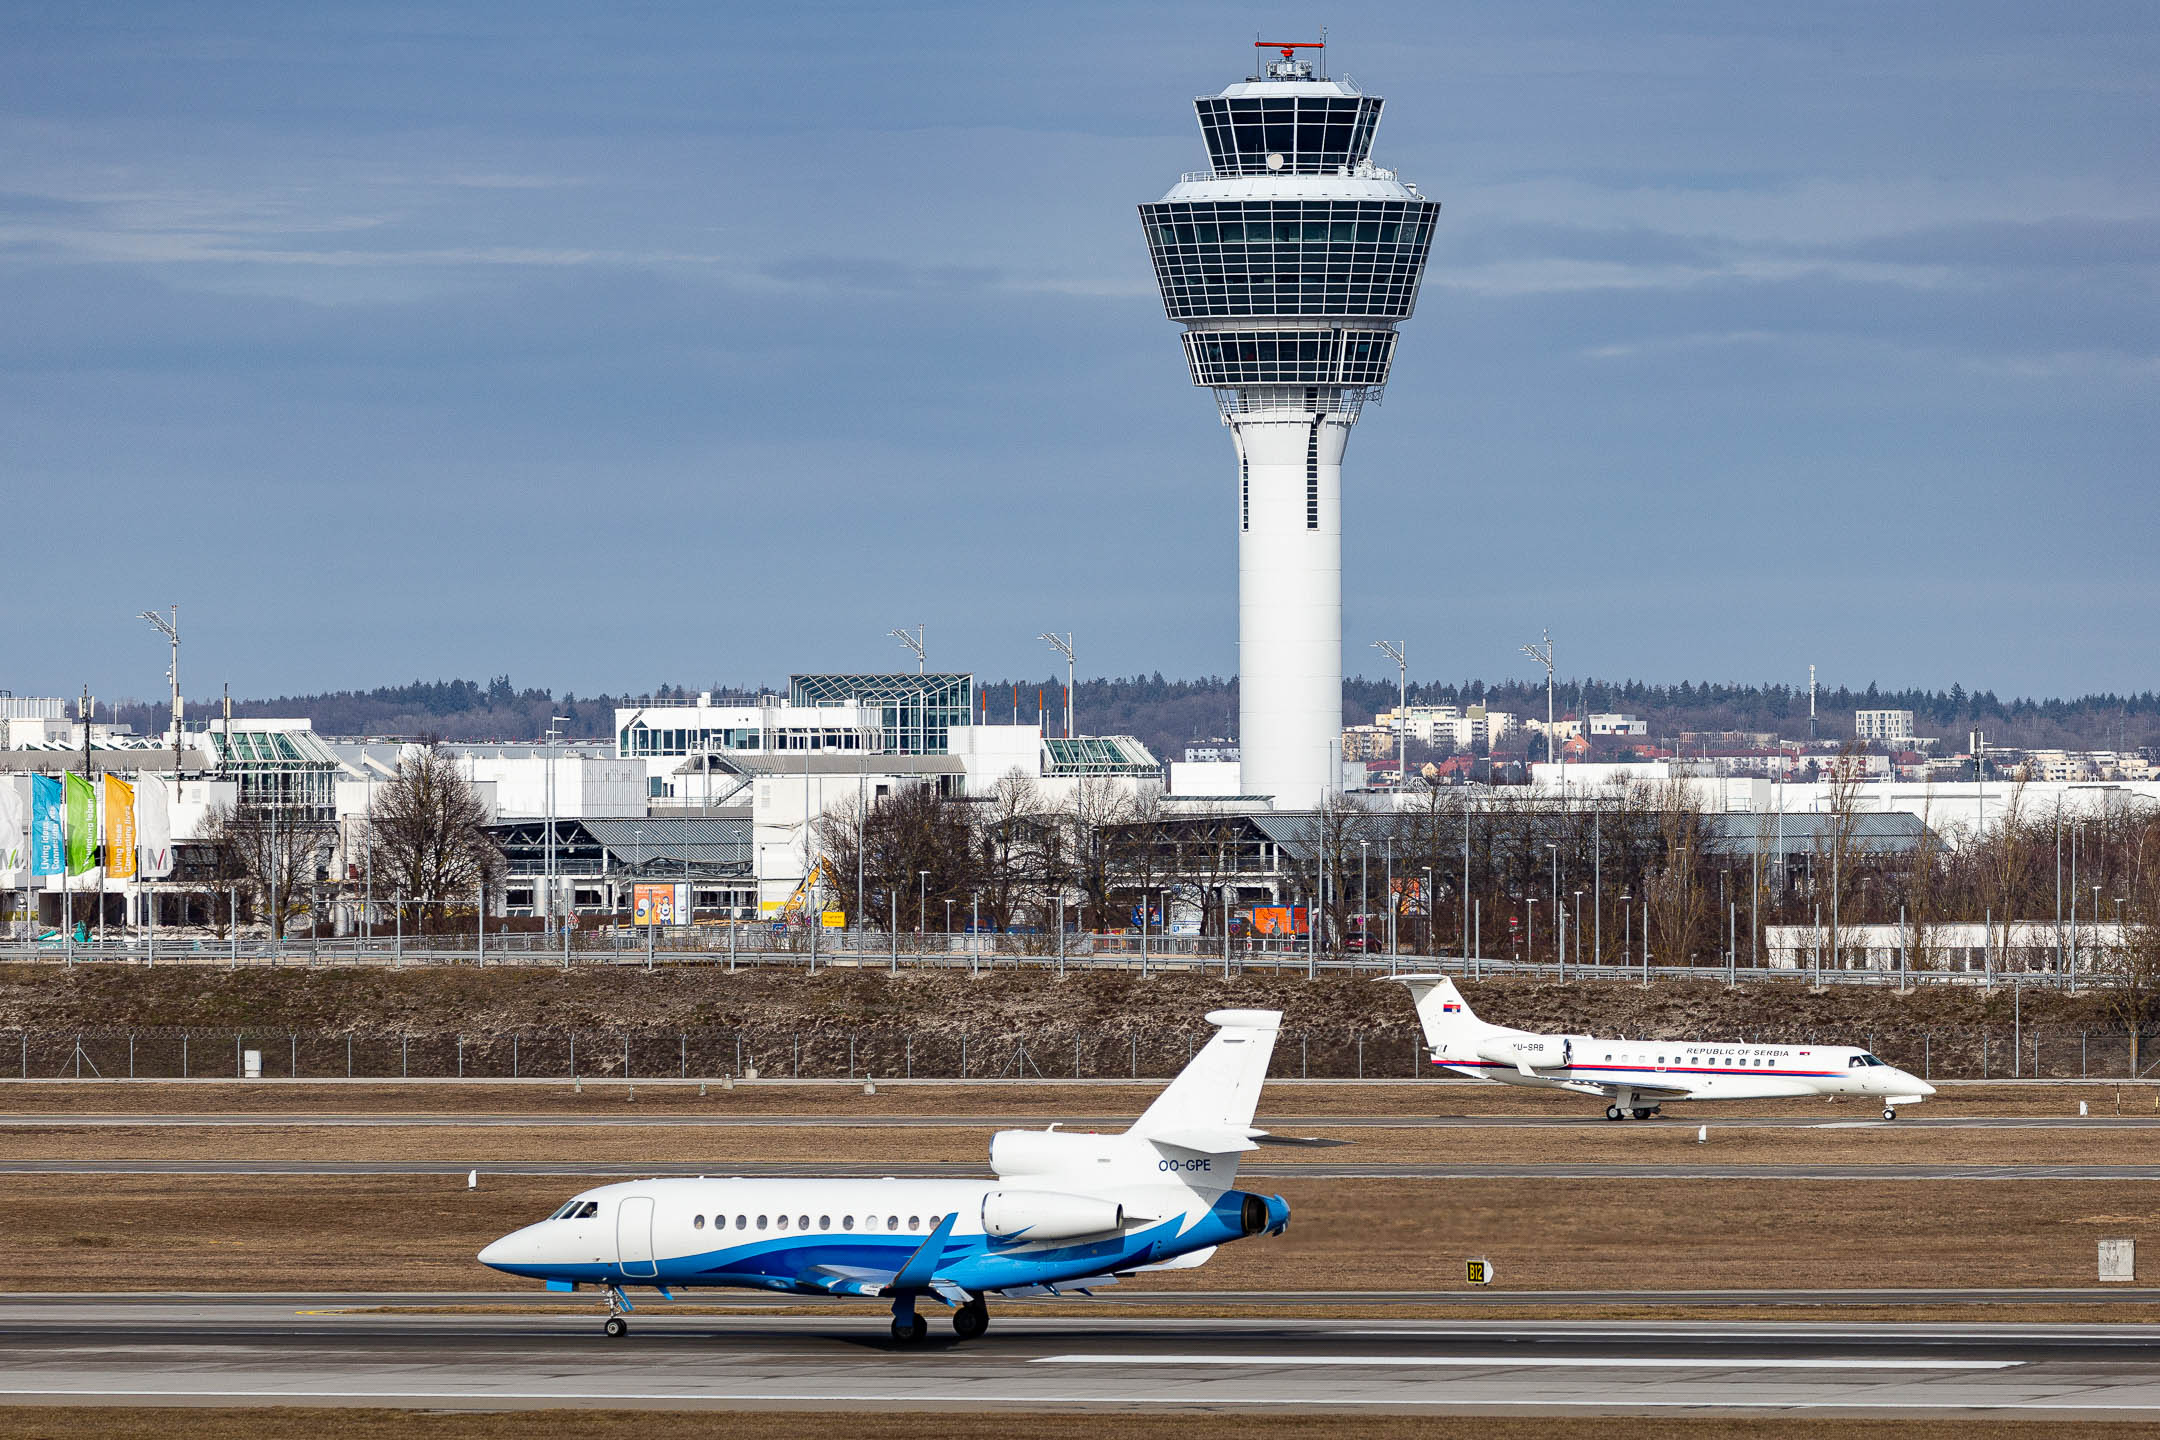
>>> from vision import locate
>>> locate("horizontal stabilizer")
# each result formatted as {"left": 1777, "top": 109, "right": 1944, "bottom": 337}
{"left": 1147, "top": 1128, "right": 1260, "bottom": 1154}
{"left": 1251, "top": 1133, "right": 1349, "bottom": 1149}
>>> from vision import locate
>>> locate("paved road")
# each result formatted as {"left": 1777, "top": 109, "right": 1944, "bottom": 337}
{"left": 8, "top": 1159, "right": 2160, "bottom": 1179}
{"left": 7, "top": 1299, "right": 2160, "bottom": 1415}
{"left": 4, "top": 1112, "right": 2149, "bottom": 1128}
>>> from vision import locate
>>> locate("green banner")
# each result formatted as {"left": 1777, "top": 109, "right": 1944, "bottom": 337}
{"left": 64, "top": 773, "right": 96, "bottom": 874}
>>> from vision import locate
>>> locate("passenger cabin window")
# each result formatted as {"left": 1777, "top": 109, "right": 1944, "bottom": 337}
{"left": 736, "top": 1214, "right": 747, "bottom": 1229}
{"left": 843, "top": 1216, "right": 856, "bottom": 1231}
{"left": 908, "top": 1216, "right": 921, "bottom": 1231}
{"left": 757, "top": 1215, "right": 768, "bottom": 1231}
{"left": 777, "top": 1215, "right": 790, "bottom": 1231}
{"left": 887, "top": 1216, "right": 899, "bottom": 1231}
{"left": 694, "top": 1215, "right": 705, "bottom": 1230}
{"left": 799, "top": 1215, "right": 810, "bottom": 1230}
{"left": 819, "top": 1216, "right": 831, "bottom": 1231}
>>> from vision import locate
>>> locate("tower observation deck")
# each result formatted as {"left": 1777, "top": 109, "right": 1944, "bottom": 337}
{"left": 1140, "top": 41, "right": 1437, "bottom": 807}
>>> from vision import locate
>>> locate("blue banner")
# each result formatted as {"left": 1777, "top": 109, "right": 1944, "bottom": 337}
{"left": 30, "top": 774, "right": 63, "bottom": 876}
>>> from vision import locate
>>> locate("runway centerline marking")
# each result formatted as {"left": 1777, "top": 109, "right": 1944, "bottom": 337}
{"left": 1032, "top": 1353, "right": 2019, "bottom": 1370}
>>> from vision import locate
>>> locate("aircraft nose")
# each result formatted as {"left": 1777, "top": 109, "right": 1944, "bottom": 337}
{"left": 477, "top": 1235, "right": 512, "bottom": 1269}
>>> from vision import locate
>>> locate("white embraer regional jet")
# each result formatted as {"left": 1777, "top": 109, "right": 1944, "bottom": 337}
{"left": 1395, "top": 975, "right": 1935, "bottom": 1121}
{"left": 479, "top": 1009, "right": 1293, "bottom": 1344}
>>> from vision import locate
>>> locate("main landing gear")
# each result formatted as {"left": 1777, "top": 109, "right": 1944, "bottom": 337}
{"left": 889, "top": 1294, "right": 931, "bottom": 1346}
{"left": 1605, "top": 1104, "right": 1662, "bottom": 1122}
{"left": 952, "top": 1296, "right": 990, "bottom": 1341}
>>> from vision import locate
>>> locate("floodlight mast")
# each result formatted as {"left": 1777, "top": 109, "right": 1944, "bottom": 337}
{"left": 1521, "top": 629, "right": 1556, "bottom": 778}
{"left": 1373, "top": 639, "right": 1406, "bottom": 787}
{"left": 138, "top": 605, "right": 181, "bottom": 768}
{"left": 888, "top": 626, "right": 926, "bottom": 675}
{"left": 1141, "top": 35, "right": 1438, "bottom": 806}
{"left": 1039, "top": 631, "right": 1075, "bottom": 738}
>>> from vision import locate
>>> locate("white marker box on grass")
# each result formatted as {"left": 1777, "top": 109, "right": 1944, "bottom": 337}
{"left": 2101, "top": 1238, "right": 2136, "bottom": 1282}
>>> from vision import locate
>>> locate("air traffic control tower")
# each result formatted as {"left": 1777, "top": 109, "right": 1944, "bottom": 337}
{"left": 1141, "top": 40, "right": 1437, "bottom": 807}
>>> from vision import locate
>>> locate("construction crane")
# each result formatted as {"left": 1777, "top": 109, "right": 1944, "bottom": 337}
{"left": 779, "top": 859, "right": 832, "bottom": 921}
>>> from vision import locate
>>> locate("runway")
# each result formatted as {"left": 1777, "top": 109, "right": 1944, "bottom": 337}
{"left": 9, "top": 1158, "right": 2160, "bottom": 1179}
{"left": 8, "top": 1298, "right": 2160, "bottom": 1415}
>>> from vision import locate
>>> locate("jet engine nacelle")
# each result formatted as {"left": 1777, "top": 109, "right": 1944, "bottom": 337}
{"left": 1475, "top": 1035, "right": 1573, "bottom": 1070}
{"left": 982, "top": 1189, "right": 1126, "bottom": 1241}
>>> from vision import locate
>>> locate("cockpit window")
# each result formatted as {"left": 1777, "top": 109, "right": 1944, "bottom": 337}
{"left": 576, "top": 1201, "right": 599, "bottom": 1218}
{"left": 1859, "top": 1053, "right": 1887, "bottom": 1067}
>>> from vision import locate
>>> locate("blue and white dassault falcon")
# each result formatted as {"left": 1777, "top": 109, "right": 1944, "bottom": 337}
{"left": 478, "top": 1009, "right": 1293, "bottom": 1344}
{"left": 1396, "top": 975, "right": 1935, "bottom": 1122}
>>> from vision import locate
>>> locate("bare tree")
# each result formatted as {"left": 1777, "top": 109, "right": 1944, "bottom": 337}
{"left": 365, "top": 744, "right": 501, "bottom": 933}
{"left": 199, "top": 798, "right": 336, "bottom": 939}
{"left": 1646, "top": 778, "right": 1712, "bottom": 966}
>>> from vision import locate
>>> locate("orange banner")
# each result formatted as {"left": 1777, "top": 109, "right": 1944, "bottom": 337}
{"left": 102, "top": 775, "right": 136, "bottom": 880}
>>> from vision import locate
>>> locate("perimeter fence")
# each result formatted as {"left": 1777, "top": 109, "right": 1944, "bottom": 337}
{"left": 7, "top": 1022, "right": 2151, "bottom": 1085}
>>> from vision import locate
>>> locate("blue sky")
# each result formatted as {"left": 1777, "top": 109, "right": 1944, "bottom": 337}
{"left": 7, "top": 2, "right": 2156, "bottom": 706}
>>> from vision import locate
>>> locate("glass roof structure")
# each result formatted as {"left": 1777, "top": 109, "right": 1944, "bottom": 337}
{"left": 790, "top": 673, "right": 973, "bottom": 756}
{"left": 1042, "top": 736, "right": 1162, "bottom": 778}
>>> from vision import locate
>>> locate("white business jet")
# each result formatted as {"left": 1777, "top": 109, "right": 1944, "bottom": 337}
{"left": 1394, "top": 975, "right": 1934, "bottom": 1121}
{"left": 479, "top": 1008, "right": 1294, "bottom": 1344}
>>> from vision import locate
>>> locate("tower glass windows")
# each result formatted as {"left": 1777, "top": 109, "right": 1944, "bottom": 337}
{"left": 1196, "top": 95, "right": 1383, "bottom": 176}
{"left": 1140, "top": 199, "right": 1439, "bottom": 321}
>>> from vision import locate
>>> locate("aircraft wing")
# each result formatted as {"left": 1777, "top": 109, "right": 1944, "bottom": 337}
{"left": 1558, "top": 1079, "right": 1694, "bottom": 1102}
{"left": 807, "top": 1213, "right": 963, "bottom": 1298}
{"left": 804, "top": 1264, "right": 894, "bottom": 1297}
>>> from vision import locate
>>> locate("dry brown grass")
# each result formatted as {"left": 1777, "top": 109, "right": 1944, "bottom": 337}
{"left": 0, "top": 1408, "right": 2156, "bottom": 1439}
{"left": 7, "top": 1173, "right": 2155, "bottom": 1294}
{"left": 9, "top": 1117, "right": 2160, "bottom": 1167}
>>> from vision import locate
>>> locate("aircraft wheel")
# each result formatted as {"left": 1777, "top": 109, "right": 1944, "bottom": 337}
{"left": 1883, "top": 1107, "right": 1897, "bottom": 1121}
{"left": 952, "top": 1298, "right": 989, "bottom": 1341}
{"left": 1605, "top": 1105, "right": 1623, "bottom": 1121}
{"left": 1631, "top": 1108, "right": 1655, "bottom": 1121}
{"left": 891, "top": 1314, "right": 928, "bottom": 1344}
{"left": 602, "top": 1316, "right": 628, "bottom": 1339}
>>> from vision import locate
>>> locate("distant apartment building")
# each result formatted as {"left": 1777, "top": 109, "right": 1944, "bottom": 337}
{"left": 1856, "top": 709, "right": 1916, "bottom": 745}
{"left": 1585, "top": 713, "right": 1648, "bottom": 737}
{"left": 1340, "top": 724, "right": 1396, "bottom": 761}
{"left": 1377, "top": 704, "right": 1518, "bottom": 753}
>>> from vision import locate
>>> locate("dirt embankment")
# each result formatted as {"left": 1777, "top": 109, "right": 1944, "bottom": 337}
{"left": 0, "top": 965, "right": 2130, "bottom": 1081}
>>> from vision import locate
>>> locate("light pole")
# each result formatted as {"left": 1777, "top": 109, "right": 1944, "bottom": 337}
{"left": 1039, "top": 632, "right": 1076, "bottom": 738}
{"left": 1620, "top": 894, "right": 1631, "bottom": 968}
{"left": 918, "top": 870, "right": 929, "bottom": 951}
{"left": 1421, "top": 866, "right": 1434, "bottom": 958}
{"left": 1525, "top": 897, "right": 1537, "bottom": 968}
{"left": 1521, "top": 628, "right": 1556, "bottom": 789}
{"left": 944, "top": 897, "right": 954, "bottom": 949}
{"left": 1359, "top": 839, "right": 1369, "bottom": 954}
{"left": 1384, "top": 837, "right": 1395, "bottom": 962}
{"left": 1372, "top": 639, "right": 1407, "bottom": 788}
{"left": 1573, "top": 889, "right": 1584, "bottom": 971}
{"left": 1545, "top": 842, "right": 1560, "bottom": 970}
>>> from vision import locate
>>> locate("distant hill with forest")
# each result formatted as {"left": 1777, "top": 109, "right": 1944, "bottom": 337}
{"left": 110, "top": 673, "right": 2159, "bottom": 760}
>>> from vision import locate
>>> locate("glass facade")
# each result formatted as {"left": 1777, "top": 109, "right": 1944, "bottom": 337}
{"left": 1182, "top": 328, "right": 1396, "bottom": 386}
{"left": 1140, "top": 199, "right": 1438, "bottom": 321}
{"left": 789, "top": 673, "right": 974, "bottom": 756}
{"left": 1196, "top": 95, "right": 1383, "bottom": 176}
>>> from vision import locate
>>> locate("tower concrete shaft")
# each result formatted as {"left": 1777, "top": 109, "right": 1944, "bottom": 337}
{"left": 1140, "top": 44, "right": 1437, "bottom": 807}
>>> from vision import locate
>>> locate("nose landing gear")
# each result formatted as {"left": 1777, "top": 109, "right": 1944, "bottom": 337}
{"left": 1883, "top": 1106, "right": 1898, "bottom": 1121}
{"left": 600, "top": 1286, "right": 631, "bottom": 1338}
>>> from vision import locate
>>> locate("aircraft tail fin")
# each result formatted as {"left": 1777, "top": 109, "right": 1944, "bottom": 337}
{"left": 1391, "top": 974, "right": 1484, "bottom": 1053}
{"left": 1128, "top": 1009, "right": 1281, "bottom": 1151}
